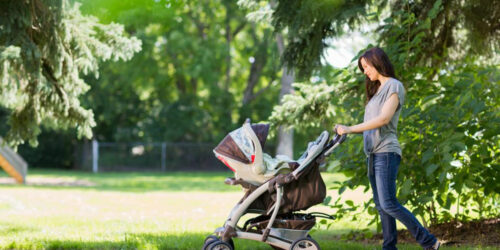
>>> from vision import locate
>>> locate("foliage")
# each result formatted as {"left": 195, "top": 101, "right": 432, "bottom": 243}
{"left": 269, "top": 82, "right": 336, "bottom": 131}
{"left": 79, "top": 0, "right": 282, "bottom": 143}
{"left": 268, "top": 0, "right": 500, "bottom": 226}
{"left": 271, "top": 0, "right": 500, "bottom": 77}
{"left": 271, "top": 0, "right": 374, "bottom": 78}
{"left": 0, "top": 0, "right": 141, "bottom": 147}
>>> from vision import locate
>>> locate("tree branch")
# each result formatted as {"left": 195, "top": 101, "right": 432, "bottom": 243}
{"left": 186, "top": 9, "right": 207, "bottom": 39}
{"left": 232, "top": 21, "right": 247, "bottom": 38}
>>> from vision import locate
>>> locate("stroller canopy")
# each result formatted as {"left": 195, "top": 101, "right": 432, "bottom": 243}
{"left": 214, "top": 123, "right": 269, "bottom": 164}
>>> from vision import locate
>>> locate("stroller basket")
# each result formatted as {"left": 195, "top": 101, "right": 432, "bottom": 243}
{"left": 244, "top": 213, "right": 316, "bottom": 232}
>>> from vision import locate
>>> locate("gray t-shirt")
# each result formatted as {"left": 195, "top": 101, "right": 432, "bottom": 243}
{"left": 363, "top": 77, "right": 405, "bottom": 157}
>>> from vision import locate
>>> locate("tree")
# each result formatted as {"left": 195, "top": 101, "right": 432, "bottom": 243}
{"left": 238, "top": 0, "right": 298, "bottom": 157}
{"left": 271, "top": 0, "right": 499, "bottom": 77}
{"left": 80, "top": 0, "right": 282, "bottom": 144}
{"left": 0, "top": 0, "right": 141, "bottom": 147}
{"left": 268, "top": 0, "right": 499, "bottom": 226}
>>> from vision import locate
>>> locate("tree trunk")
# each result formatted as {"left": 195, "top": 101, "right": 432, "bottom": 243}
{"left": 224, "top": 9, "right": 231, "bottom": 90}
{"left": 242, "top": 26, "right": 268, "bottom": 105}
{"left": 275, "top": 32, "right": 294, "bottom": 158}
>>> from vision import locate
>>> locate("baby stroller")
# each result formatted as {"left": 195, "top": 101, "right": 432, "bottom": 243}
{"left": 204, "top": 119, "right": 346, "bottom": 250}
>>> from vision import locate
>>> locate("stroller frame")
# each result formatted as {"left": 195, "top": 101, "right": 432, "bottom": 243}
{"left": 205, "top": 123, "right": 346, "bottom": 250}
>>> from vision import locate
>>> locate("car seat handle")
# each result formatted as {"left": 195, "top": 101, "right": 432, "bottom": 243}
{"left": 242, "top": 122, "right": 263, "bottom": 169}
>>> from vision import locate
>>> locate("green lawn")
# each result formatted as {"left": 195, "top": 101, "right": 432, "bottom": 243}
{"left": 0, "top": 170, "right": 494, "bottom": 249}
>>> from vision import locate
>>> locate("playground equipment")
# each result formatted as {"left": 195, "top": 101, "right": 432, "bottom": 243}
{"left": 0, "top": 138, "right": 27, "bottom": 183}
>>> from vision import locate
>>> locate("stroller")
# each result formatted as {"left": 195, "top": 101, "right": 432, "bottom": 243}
{"left": 204, "top": 119, "right": 346, "bottom": 250}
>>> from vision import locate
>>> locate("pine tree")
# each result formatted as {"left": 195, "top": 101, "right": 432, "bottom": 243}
{"left": 0, "top": 0, "right": 141, "bottom": 147}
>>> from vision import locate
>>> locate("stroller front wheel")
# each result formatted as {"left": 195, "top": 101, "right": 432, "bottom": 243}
{"left": 290, "top": 237, "right": 320, "bottom": 250}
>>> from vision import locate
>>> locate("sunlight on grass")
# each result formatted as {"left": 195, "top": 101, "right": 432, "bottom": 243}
{"left": 0, "top": 170, "right": 495, "bottom": 249}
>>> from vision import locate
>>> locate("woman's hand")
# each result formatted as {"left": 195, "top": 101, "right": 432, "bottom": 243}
{"left": 334, "top": 124, "right": 352, "bottom": 135}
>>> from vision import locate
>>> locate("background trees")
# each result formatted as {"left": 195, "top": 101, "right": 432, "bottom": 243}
{"left": 78, "top": 0, "right": 283, "bottom": 143}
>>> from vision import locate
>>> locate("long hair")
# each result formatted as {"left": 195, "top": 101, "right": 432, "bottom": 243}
{"left": 357, "top": 47, "right": 396, "bottom": 103}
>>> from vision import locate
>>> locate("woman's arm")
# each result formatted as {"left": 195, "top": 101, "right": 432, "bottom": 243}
{"left": 336, "top": 93, "right": 400, "bottom": 135}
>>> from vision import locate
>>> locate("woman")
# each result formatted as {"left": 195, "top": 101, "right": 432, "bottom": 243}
{"left": 335, "top": 47, "right": 440, "bottom": 250}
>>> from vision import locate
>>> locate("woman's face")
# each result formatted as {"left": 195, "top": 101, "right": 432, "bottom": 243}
{"left": 360, "top": 57, "right": 379, "bottom": 81}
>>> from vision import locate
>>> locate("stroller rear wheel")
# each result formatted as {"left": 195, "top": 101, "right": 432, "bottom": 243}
{"left": 290, "top": 237, "right": 320, "bottom": 250}
{"left": 206, "top": 240, "right": 233, "bottom": 250}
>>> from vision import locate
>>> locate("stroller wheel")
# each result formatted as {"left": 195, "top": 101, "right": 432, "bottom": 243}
{"left": 207, "top": 240, "right": 233, "bottom": 250}
{"left": 204, "top": 235, "right": 219, "bottom": 244}
{"left": 202, "top": 236, "right": 218, "bottom": 250}
{"left": 290, "top": 237, "right": 320, "bottom": 250}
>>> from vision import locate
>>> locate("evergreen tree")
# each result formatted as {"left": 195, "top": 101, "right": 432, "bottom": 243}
{"left": 0, "top": 0, "right": 141, "bottom": 147}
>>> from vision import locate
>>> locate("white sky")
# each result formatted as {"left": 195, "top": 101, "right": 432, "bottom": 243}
{"left": 323, "top": 28, "right": 376, "bottom": 69}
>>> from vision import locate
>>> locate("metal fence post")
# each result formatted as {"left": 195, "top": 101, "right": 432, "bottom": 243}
{"left": 92, "top": 139, "right": 99, "bottom": 173}
{"left": 161, "top": 142, "right": 166, "bottom": 171}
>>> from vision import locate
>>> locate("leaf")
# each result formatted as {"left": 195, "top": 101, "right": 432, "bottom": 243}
{"left": 417, "top": 196, "right": 433, "bottom": 203}
{"left": 345, "top": 200, "right": 354, "bottom": 207}
{"left": 425, "top": 164, "right": 438, "bottom": 176}
{"left": 428, "top": 0, "right": 443, "bottom": 19}
{"left": 444, "top": 194, "right": 455, "bottom": 209}
{"left": 439, "top": 172, "right": 447, "bottom": 183}
{"left": 323, "top": 196, "right": 332, "bottom": 205}
{"left": 400, "top": 179, "right": 412, "bottom": 196}
{"left": 367, "top": 206, "right": 377, "bottom": 215}
{"left": 339, "top": 186, "right": 346, "bottom": 195}
{"left": 422, "top": 148, "right": 434, "bottom": 163}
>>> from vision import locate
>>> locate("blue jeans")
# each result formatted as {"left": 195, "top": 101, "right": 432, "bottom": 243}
{"left": 368, "top": 152, "right": 437, "bottom": 250}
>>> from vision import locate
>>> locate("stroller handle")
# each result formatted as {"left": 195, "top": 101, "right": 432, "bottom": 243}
{"left": 272, "top": 131, "right": 346, "bottom": 185}
{"left": 323, "top": 132, "right": 346, "bottom": 156}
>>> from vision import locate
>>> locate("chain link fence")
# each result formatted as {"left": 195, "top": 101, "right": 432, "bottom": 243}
{"left": 77, "top": 141, "right": 224, "bottom": 172}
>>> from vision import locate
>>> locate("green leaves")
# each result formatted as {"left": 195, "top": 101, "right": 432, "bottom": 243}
{"left": 264, "top": 0, "right": 500, "bottom": 227}
{"left": 400, "top": 179, "right": 413, "bottom": 198}
{"left": 421, "top": 148, "right": 434, "bottom": 164}
{"left": 426, "top": 164, "right": 438, "bottom": 177}
{"left": 271, "top": 0, "right": 374, "bottom": 77}
{"left": 345, "top": 200, "right": 354, "bottom": 207}
{"left": 0, "top": 0, "right": 141, "bottom": 147}
{"left": 268, "top": 82, "right": 337, "bottom": 131}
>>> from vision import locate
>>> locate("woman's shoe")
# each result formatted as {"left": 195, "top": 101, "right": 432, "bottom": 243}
{"left": 425, "top": 240, "right": 440, "bottom": 250}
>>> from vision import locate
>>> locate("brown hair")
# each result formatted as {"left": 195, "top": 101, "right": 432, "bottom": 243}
{"left": 357, "top": 47, "right": 396, "bottom": 103}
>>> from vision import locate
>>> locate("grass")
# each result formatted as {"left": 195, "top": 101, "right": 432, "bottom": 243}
{"left": 0, "top": 169, "right": 495, "bottom": 249}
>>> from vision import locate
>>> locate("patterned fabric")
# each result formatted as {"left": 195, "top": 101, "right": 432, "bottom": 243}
{"left": 214, "top": 135, "right": 250, "bottom": 163}
{"left": 213, "top": 123, "right": 269, "bottom": 165}
{"left": 260, "top": 153, "right": 292, "bottom": 177}
{"left": 229, "top": 127, "right": 254, "bottom": 162}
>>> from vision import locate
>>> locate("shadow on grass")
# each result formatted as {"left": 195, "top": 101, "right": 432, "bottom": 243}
{"left": 0, "top": 170, "right": 241, "bottom": 193}
{"left": 0, "top": 169, "right": 350, "bottom": 193}
{"left": 0, "top": 169, "right": 347, "bottom": 193}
